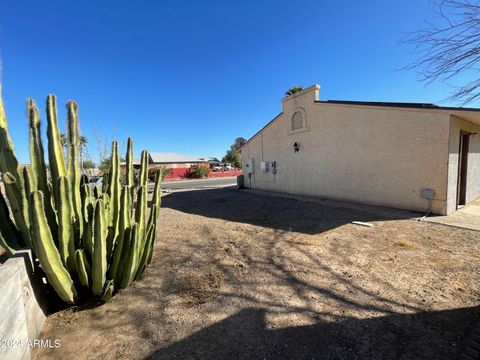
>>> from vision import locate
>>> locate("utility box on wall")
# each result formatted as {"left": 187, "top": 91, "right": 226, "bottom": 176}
{"left": 245, "top": 159, "right": 253, "bottom": 174}
{"left": 260, "top": 161, "right": 269, "bottom": 172}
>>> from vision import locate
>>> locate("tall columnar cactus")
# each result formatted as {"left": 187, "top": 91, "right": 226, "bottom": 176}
{"left": 28, "top": 99, "right": 57, "bottom": 236}
{"left": 0, "top": 87, "right": 162, "bottom": 305}
{"left": 125, "top": 137, "right": 135, "bottom": 202}
{"left": 29, "top": 191, "right": 78, "bottom": 304}
{"left": 66, "top": 101, "right": 83, "bottom": 240}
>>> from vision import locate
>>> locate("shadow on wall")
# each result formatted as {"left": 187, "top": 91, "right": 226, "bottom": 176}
{"left": 145, "top": 306, "right": 479, "bottom": 360}
{"left": 161, "top": 188, "right": 418, "bottom": 235}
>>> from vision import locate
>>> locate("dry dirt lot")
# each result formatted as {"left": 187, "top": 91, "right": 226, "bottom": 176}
{"left": 34, "top": 188, "right": 480, "bottom": 359}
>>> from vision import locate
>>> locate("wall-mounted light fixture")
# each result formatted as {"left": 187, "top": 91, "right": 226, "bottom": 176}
{"left": 293, "top": 142, "right": 300, "bottom": 152}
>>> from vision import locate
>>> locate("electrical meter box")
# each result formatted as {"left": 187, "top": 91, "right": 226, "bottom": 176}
{"left": 245, "top": 159, "right": 253, "bottom": 174}
{"left": 260, "top": 161, "right": 269, "bottom": 172}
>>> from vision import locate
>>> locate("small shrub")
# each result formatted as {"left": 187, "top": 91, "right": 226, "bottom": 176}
{"left": 148, "top": 166, "right": 170, "bottom": 181}
{"left": 190, "top": 164, "right": 209, "bottom": 178}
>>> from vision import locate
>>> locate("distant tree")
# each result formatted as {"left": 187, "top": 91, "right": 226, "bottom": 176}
{"left": 98, "top": 156, "right": 126, "bottom": 175}
{"left": 222, "top": 137, "right": 246, "bottom": 168}
{"left": 285, "top": 85, "right": 304, "bottom": 97}
{"left": 82, "top": 159, "right": 96, "bottom": 169}
{"left": 60, "top": 133, "right": 88, "bottom": 150}
{"left": 98, "top": 158, "right": 112, "bottom": 175}
{"left": 61, "top": 132, "right": 89, "bottom": 169}
{"left": 402, "top": 0, "right": 480, "bottom": 104}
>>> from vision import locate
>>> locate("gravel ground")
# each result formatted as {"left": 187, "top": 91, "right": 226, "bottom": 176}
{"left": 33, "top": 188, "right": 480, "bottom": 360}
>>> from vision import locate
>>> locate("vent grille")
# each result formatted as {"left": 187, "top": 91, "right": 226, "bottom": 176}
{"left": 291, "top": 111, "right": 304, "bottom": 130}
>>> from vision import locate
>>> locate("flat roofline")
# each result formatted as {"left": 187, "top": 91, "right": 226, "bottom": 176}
{"left": 316, "top": 100, "right": 480, "bottom": 112}
{"left": 240, "top": 100, "right": 480, "bottom": 151}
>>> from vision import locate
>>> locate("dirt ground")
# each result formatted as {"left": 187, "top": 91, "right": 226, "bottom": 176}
{"left": 33, "top": 188, "right": 480, "bottom": 360}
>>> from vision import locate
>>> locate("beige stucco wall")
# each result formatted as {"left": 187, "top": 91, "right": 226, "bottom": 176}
{"left": 446, "top": 116, "right": 480, "bottom": 214}
{"left": 241, "top": 85, "right": 452, "bottom": 214}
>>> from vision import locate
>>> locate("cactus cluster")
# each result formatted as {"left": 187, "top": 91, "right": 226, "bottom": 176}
{"left": 0, "top": 85, "right": 161, "bottom": 304}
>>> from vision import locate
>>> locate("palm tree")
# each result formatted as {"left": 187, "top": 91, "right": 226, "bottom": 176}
{"left": 61, "top": 133, "right": 88, "bottom": 171}
{"left": 285, "top": 85, "right": 304, "bottom": 97}
{"left": 60, "top": 133, "right": 87, "bottom": 149}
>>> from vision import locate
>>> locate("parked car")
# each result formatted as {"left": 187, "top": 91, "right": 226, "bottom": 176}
{"left": 212, "top": 164, "right": 223, "bottom": 172}
{"left": 223, "top": 163, "right": 233, "bottom": 171}
{"left": 88, "top": 177, "right": 103, "bottom": 190}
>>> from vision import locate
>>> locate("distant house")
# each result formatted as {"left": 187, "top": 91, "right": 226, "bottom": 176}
{"left": 240, "top": 84, "right": 480, "bottom": 215}
{"left": 121, "top": 152, "right": 241, "bottom": 180}
{"left": 148, "top": 153, "right": 220, "bottom": 169}
{"left": 148, "top": 153, "right": 220, "bottom": 180}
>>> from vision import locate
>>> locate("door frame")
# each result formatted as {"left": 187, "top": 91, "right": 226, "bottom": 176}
{"left": 456, "top": 131, "right": 470, "bottom": 209}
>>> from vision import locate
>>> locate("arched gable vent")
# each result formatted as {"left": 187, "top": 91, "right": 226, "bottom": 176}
{"left": 291, "top": 110, "right": 305, "bottom": 131}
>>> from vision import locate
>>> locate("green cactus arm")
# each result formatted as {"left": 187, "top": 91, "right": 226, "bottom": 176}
{"left": 18, "top": 167, "right": 31, "bottom": 239}
{"left": 0, "top": 187, "right": 23, "bottom": 249}
{"left": 28, "top": 99, "right": 57, "bottom": 235}
{"left": 145, "top": 204, "right": 158, "bottom": 266}
{"left": 120, "top": 223, "right": 139, "bottom": 288}
{"left": 101, "top": 280, "right": 114, "bottom": 302}
{"left": 146, "top": 228, "right": 156, "bottom": 266}
{"left": 0, "top": 85, "right": 24, "bottom": 198}
{"left": 46, "top": 94, "right": 68, "bottom": 184}
{"left": 138, "top": 150, "right": 149, "bottom": 188}
{"left": 66, "top": 101, "right": 84, "bottom": 239}
{"left": 142, "top": 201, "right": 158, "bottom": 259}
{"left": 56, "top": 176, "right": 76, "bottom": 273}
{"left": 0, "top": 232, "right": 17, "bottom": 256}
{"left": 151, "top": 168, "right": 162, "bottom": 211}
{"left": 81, "top": 184, "right": 91, "bottom": 221}
{"left": 0, "top": 84, "right": 15, "bottom": 150}
{"left": 109, "top": 187, "right": 131, "bottom": 285}
{"left": 92, "top": 199, "right": 107, "bottom": 296}
{"left": 148, "top": 167, "right": 162, "bottom": 233}
{"left": 80, "top": 174, "right": 88, "bottom": 187}
{"left": 102, "top": 167, "right": 110, "bottom": 194}
{"left": 22, "top": 166, "right": 37, "bottom": 196}
{"left": 2, "top": 172, "right": 31, "bottom": 247}
{"left": 93, "top": 185, "right": 100, "bottom": 200}
{"left": 75, "top": 249, "right": 91, "bottom": 288}
{"left": 135, "top": 185, "right": 147, "bottom": 251}
{"left": 83, "top": 203, "right": 95, "bottom": 258}
{"left": 126, "top": 137, "right": 134, "bottom": 189}
{"left": 115, "top": 226, "right": 131, "bottom": 288}
{"left": 107, "top": 141, "right": 121, "bottom": 247}
{"left": 135, "top": 219, "right": 155, "bottom": 279}
{"left": 29, "top": 191, "right": 77, "bottom": 303}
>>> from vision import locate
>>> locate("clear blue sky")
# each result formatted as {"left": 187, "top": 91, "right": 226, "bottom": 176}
{"left": 0, "top": 0, "right": 472, "bottom": 163}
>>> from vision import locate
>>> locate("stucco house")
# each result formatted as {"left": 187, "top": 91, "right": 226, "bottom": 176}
{"left": 239, "top": 85, "right": 480, "bottom": 215}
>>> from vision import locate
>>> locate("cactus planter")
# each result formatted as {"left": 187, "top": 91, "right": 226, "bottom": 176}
{"left": 0, "top": 85, "right": 161, "bottom": 304}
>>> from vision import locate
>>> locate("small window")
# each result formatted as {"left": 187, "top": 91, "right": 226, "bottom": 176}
{"left": 291, "top": 111, "right": 304, "bottom": 131}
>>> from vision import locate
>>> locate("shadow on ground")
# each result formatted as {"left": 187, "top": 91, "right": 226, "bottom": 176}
{"left": 161, "top": 188, "right": 418, "bottom": 235}
{"left": 146, "top": 306, "right": 478, "bottom": 360}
